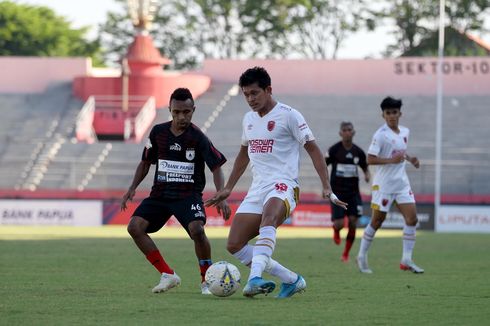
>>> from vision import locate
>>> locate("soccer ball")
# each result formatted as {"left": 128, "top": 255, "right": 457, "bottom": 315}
{"left": 205, "top": 261, "right": 241, "bottom": 297}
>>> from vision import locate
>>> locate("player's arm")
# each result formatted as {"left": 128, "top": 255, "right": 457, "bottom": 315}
{"left": 363, "top": 168, "right": 371, "bottom": 183}
{"left": 304, "top": 140, "right": 347, "bottom": 209}
{"left": 205, "top": 145, "right": 249, "bottom": 207}
{"left": 367, "top": 154, "right": 405, "bottom": 165}
{"left": 359, "top": 150, "right": 371, "bottom": 182}
{"left": 121, "top": 160, "right": 151, "bottom": 211}
{"left": 211, "top": 166, "right": 232, "bottom": 220}
{"left": 404, "top": 153, "right": 420, "bottom": 168}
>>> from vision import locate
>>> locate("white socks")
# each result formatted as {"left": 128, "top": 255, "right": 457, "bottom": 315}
{"left": 232, "top": 225, "right": 298, "bottom": 283}
{"left": 233, "top": 244, "right": 297, "bottom": 284}
{"left": 249, "top": 226, "right": 276, "bottom": 280}
{"left": 402, "top": 225, "right": 416, "bottom": 262}
{"left": 358, "top": 224, "right": 377, "bottom": 257}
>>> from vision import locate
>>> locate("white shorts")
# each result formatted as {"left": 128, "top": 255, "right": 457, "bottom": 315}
{"left": 371, "top": 188, "right": 415, "bottom": 213}
{"left": 236, "top": 181, "right": 299, "bottom": 218}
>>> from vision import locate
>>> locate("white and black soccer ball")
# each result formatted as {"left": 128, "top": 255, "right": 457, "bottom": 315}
{"left": 205, "top": 261, "right": 241, "bottom": 297}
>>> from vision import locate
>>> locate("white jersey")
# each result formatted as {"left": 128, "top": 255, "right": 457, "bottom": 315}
{"left": 241, "top": 102, "right": 315, "bottom": 188}
{"left": 368, "top": 123, "right": 411, "bottom": 193}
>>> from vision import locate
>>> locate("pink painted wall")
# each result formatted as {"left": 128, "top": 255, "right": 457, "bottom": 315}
{"left": 73, "top": 74, "right": 211, "bottom": 108}
{"left": 0, "top": 57, "right": 90, "bottom": 93}
{"left": 201, "top": 57, "right": 490, "bottom": 95}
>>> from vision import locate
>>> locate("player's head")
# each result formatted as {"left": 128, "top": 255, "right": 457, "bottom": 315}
{"left": 239, "top": 67, "right": 271, "bottom": 90}
{"left": 380, "top": 96, "right": 402, "bottom": 128}
{"left": 238, "top": 67, "right": 273, "bottom": 113}
{"left": 169, "top": 88, "right": 195, "bottom": 130}
{"left": 339, "top": 121, "right": 355, "bottom": 141}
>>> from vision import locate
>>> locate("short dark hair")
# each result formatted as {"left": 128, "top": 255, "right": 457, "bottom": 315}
{"left": 238, "top": 66, "right": 271, "bottom": 89}
{"left": 340, "top": 121, "right": 353, "bottom": 129}
{"left": 380, "top": 96, "right": 402, "bottom": 110}
{"left": 170, "top": 88, "right": 194, "bottom": 106}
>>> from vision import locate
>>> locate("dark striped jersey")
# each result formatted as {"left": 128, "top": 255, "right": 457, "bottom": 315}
{"left": 325, "top": 142, "right": 367, "bottom": 197}
{"left": 142, "top": 122, "right": 226, "bottom": 200}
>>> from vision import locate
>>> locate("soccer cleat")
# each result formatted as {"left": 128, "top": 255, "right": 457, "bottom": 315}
{"left": 201, "top": 281, "right": 212, "bottom": 295}
{"left": 333, "top": 229, "right": 341, "bottom": 245}
{"left": 242, "top": 277, "right": 276, "bottom": 297}
{"left": 152, "top": 272, "right": 181, "bottom": 293}
{"left": 276, "top": 275, "right": 306, "bottom": 299}
{"left": 400, "top": 260, "right": 424, "bottom": 274}
{"left": 356, "top": 255, "right": 373, "bottom": 274}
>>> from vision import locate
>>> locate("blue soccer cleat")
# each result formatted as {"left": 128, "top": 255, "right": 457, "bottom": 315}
{"left": 242, "top": 277, "right": 276, "bottom": 297}
{"left": 276, "top": 275, "right": 306, "bottom": 299}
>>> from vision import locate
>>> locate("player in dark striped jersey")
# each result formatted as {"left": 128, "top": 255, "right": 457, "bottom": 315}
{"left": 326, "top": 121, "right": 370, "bottom": 262}
{"left": 121, "top": 88, "right": 230, "bottom": 294}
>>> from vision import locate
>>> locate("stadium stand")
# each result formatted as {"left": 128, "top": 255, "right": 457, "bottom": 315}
{"left": 0, "top": 81, "right": 489, "bottom": 196}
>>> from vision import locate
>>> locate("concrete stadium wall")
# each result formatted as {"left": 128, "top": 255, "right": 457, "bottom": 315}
{"left": 0, "top": 57, "right": 90, "bottom": 93}
{"left": 201, "top": 57, "right": 490, "bottom": 95}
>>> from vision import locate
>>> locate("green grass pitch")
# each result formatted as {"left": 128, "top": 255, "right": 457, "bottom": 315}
{"left": 1, "top": 227, "right": 489, "bottom": 325}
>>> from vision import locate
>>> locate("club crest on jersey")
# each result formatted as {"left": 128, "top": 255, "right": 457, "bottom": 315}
{"left": 382, "top": 199, "right": 389, "bottom": 206}
{"left": 353, "top": 157, "right": 359, "bottom": 164}
{"left": 267, "top": 121, "right": 275, "bottom": 131}
{"left": 404, "top": 137, "right": 407, "bottom": 143}
{"left": 186, "top": 148, "right": 195, "bottom": 161}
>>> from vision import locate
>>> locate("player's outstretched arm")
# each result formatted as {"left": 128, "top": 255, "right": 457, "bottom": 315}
{"left": 205, "top": 145, "right": 249, "bottom": 208}
{"left": 304, "top": 140, "right": 348, "bottom": 209}
{"left": 121, "top": 160, "right": 151, "bottom": 211}
{"left": 211, "top": 167, "right": 231, "bottom": 220}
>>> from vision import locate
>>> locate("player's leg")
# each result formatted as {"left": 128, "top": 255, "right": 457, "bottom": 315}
{"left": 173, "top": 196, "right": 213, "bottom": 293}
{"left": 331, "top": 204, "right": 345, "bottom": 246}
{"left": 127, "top": 199, "right": 179, "bottom": 293}
{"left": 342, "top": 194, "right": 363, "bottom": 262}
{"left": 342, "top": 214, "right": 358, "bottom": 262}
{"left": 396, "top": 201, "right": 424, "bottom": 273}
{"left": 257, "top": 197, "right": 306, "bottom": 298}
{"left": 187, "top": 219, "right": 213, "bottom": 293}
{"left": 227, "top": 213, "right": 299, "bottom": 291}
{"left": 240, "top": 201, "right": 282, "bottom": 297}
{"left": 357, "top": 190, "right": 391, "bottom": 273}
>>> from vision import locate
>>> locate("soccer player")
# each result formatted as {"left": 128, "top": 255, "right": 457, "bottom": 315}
{"left": 121, "top": 88, "right": 231, "bottom": 294}
{"left": 205, "top": 67, "right": 347, "bottom": 298}
{"left": 356, "top": 96, "right": 424, "bottom": 274}
{"left": 325, "top": 121, "right": 370, "bottom": 262}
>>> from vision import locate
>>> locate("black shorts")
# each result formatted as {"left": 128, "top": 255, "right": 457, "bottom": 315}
{"left": 132, "top": 195, "right": 206, "bottom": 234}
{"left": 331, "top": 193, "right": 363, "bottom": 220}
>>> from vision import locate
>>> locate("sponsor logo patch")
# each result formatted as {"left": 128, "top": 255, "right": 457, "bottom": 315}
{"left": 170, "top": 143, "right": 181, "bottom": 151}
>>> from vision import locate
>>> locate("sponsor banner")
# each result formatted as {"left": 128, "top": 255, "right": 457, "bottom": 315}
{"left": 103, "top": 199, "right": 436, "bottom": 229}
{"left": 0, "top": 200, "right": 102, "bottom": 226}
{"left": 290, "top": 204, "right": 332, "bottom": 227}
{"left": 104, "top": 201, "right": 238, "bottom": 226}
{"left": 380, "top": 212, "right": 430, "bottom": 229}
{"left": 359, "top": 202, "right": 434, "bottom": 230}
{"left": 104, "top": 200, "right": 334, "bottom": 227}
{"left": 436, "top": 205, "right": 490, "bottom": 233}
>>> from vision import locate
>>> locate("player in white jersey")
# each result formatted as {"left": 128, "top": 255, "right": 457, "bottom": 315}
{"left": 206, "top": 67, "right": 347, "bottom": 298}
{"left": 356, "top": 96, "right": 424, "bottom": 274}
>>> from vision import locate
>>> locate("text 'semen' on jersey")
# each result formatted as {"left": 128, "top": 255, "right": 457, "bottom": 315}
{"left": 368, "top": 123, "right": 411, "bottom": 193}
{"left": 326, "top": 142, "right": 367, "bottom": 196}
{"left": 241, "top": 102, "right": 315, "bottom": 187}
{"left": 142, "top": 122, "right": 226, "bottom": 200}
